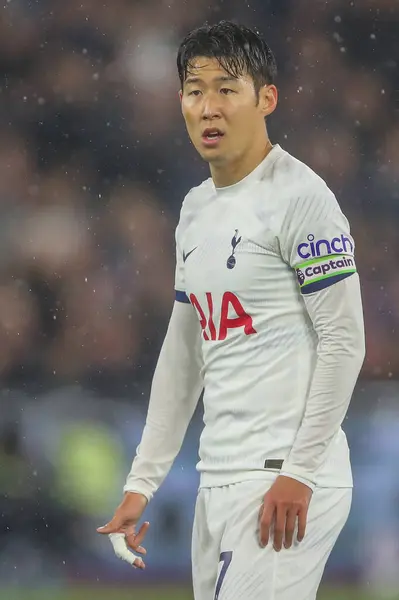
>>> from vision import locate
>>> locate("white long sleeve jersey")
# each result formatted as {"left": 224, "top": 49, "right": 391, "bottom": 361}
{"left": 125, "top": 144, "right": 365, "bottom": 499}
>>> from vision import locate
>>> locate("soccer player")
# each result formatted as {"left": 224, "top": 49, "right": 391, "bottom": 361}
{"left": 97, "top": 21, "right": 365, "bottom": 600}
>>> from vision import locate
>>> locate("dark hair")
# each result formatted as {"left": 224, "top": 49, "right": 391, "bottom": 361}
{"left": 177, "top": 21, "right": 277, "bottom": 94}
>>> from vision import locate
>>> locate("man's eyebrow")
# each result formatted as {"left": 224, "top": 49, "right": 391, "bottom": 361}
{"left": 215, "top": 75, "right": 239, "bottom": 83}
{"left": 184, "top": 75, "right": 239, "bottom": 85}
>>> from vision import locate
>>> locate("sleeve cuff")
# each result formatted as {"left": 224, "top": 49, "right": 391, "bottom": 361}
{"left": 280, "top": 468, "right": 316, "bottom": 492}
{"left": 123, "top": 483, "right": 153, "bottom": 503}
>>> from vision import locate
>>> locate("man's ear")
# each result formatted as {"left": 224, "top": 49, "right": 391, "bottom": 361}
{"left": 259, "top": 84, "right": 278, "bottom": 117}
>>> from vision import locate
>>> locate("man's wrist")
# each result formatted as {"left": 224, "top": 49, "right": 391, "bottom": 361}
{"left": 279, "top": 471, "right": 315, "bottom": 492}
{"left": 123, "top": 486, "right": 152, "bottom": 503}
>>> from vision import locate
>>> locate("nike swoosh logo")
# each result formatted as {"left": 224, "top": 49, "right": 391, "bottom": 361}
{"left": 183, "top": 246, "right": 198, "bottom": 263}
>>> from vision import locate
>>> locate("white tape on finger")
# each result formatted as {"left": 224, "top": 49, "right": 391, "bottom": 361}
{"left": 109, "top": 533, "right": 143, "bottom": 568}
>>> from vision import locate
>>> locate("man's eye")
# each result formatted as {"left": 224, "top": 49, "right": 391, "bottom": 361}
{"left": 188, "top": 90, "right": 202, "bottom": 96}
{"left": 220, "top": 88, "right": 234, "bottom": 95}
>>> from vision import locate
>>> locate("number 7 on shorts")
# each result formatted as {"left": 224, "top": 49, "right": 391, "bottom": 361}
{"left": 214, "top": 551, "right": 233, "bottom": 600}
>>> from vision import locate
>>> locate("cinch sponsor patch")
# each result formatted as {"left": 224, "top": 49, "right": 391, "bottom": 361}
{"left": 295, "top": 254, "right": 356, "bottom": 294}
{"left": 297, "top": 233, "right": 354, "bottom": 260}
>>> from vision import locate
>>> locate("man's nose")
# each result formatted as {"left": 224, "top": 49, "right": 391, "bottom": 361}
{"left": 201, "top": 93, "right": 222, "bottom": 120}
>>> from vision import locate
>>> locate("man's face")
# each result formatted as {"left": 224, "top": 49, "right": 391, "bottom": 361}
{"left": 180, "top": 57, "right": 274, "bottom": 165}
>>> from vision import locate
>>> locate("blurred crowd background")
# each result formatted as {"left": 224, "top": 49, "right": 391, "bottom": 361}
{"left": 0, "top": 0, "right": 398, "bottom": 599}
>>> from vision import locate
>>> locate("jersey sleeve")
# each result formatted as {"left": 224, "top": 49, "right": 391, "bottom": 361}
{"left": 281, "top": 274, "right": 365, "bottom": 486}
{"left": 280, "top": 185, "right": 357, "bottom": 295}
{"left": 174, "top": 223, "right": 190, "bottom": 303}
{"left": 124, "top": 300, "right": 203, "bottom": 500}
{"left": 279, "top": 183, "right": 365, "bottom": 486}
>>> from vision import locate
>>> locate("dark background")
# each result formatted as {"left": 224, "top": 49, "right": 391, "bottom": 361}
{"left": 0, "top": 1, "right": 398, "bottom": 598}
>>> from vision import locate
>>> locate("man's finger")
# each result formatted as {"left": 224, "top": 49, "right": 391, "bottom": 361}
{"left": 134, "top": 521, "right": 150, "bottom": 546}
{"left": 125, "top": 521, "right": 150, "bottom": 551}
{"left": 297, "top": 507, "right": 308, "bottom": 542}
{"left": 273, "top": 504, "right": 286, "bottom": 552}
{"left": 109, "top": 533, "right": 146, "bottom": 569}
{"left": 97, "top": 518, "right": 122, "bottom": 534}
{"left": 133, "top": 557, "right": 145, "bottom": 570}
{"left": 259, "top": 501, "right": 275, "bottom": 547}
{"left": 284, "top": 508, "right": 297, "bottom": 549}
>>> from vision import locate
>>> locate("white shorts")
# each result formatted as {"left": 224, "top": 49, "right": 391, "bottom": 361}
{"left": 191, "top": 477, "right": 352, "bottom": 600}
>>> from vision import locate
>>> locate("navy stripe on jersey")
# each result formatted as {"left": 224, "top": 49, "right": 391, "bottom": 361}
{"left": 175, "top": 290, "right": 190, "bottom": 303}
{"left": 301, "top": 271, "right": 355, "bottom": 294}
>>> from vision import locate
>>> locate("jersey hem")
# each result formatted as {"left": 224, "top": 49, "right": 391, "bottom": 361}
{"left": 198, "top": 469, "right": 353, "bottom": 490}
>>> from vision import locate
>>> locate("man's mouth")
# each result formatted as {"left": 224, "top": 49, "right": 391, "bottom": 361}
{"left": 202, "top": 128, "right": 224, "bottom": 145}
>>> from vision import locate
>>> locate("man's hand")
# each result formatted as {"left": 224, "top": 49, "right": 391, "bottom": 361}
{"left": 258, "top": 475, "right": 313, "bottom": 551}
{"left": 97, "top": 492, "right": 149, "bottom": 569}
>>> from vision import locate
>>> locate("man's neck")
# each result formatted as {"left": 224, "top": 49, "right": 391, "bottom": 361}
{"left": 210, "top": 139, "right": 273, "bottom": 188}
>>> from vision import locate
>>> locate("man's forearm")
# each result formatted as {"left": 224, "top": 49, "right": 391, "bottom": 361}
{"left": 282, "top": 275, "right": 365, "bottom": 486}
{"left": 124, "top": 302, "right": 203, "bottom": 501}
